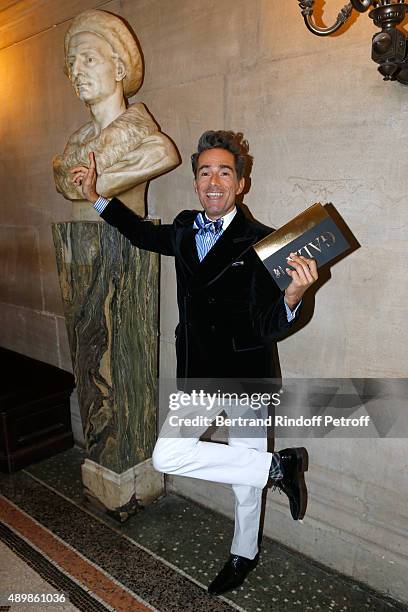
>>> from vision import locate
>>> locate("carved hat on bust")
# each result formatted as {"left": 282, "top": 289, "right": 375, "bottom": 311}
{"left": 64, "top": 9, "right": 143, "bottom": 98}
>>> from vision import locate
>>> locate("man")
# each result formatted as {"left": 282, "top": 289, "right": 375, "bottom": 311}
{"left": 71, "top": 131, "right": 318, "bottom": 595}
{"left": 53, "top": 9, "right": 178, "bottom": 213}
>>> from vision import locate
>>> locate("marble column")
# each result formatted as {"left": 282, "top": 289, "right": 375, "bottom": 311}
{"left": 52, "top": 219, "right": 163, "bottom": 520}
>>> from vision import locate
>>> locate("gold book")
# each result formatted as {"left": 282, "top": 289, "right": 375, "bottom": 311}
{"left": 253, "top": 203, "right": 350, "bottom": 290}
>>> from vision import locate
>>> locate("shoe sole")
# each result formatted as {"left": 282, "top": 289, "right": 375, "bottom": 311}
{"left": 294, "top": 447, "right": 308, "bottom": 520}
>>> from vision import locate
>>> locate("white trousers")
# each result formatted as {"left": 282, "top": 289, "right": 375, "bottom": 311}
{"left": 152, "top": 396, "right": 272, "bottom": 559}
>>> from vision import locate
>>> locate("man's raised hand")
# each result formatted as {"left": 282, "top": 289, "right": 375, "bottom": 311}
{"left": 70, "top": 152, "right": 99, "bottom": 203}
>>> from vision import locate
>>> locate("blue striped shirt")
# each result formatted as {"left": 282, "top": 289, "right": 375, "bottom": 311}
{"left": 194, "top": 208, "right": 237, "bottom": 262}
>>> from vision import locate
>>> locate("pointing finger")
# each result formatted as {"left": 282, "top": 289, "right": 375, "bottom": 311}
{"left": 89, "top": 152, "right": 96, "bottom": 170}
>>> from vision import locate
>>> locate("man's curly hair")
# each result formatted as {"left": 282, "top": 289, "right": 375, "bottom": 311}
{"left": 191, "top": 130, "right": 252, "bottom": 180}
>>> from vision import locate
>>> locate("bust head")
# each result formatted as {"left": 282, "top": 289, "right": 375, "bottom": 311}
{"left": 64, "top": 10, "right": 143, "bottom": 101}
{"left": 67, "top": 31, "right": 126, "bottom": 104}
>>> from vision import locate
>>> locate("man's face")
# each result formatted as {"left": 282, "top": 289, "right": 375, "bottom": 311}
{"left": 194, "top": 148, "right": 245, "bottom": 220}
{"left": 66, "top": 32, "right": 122, "bottom": 104}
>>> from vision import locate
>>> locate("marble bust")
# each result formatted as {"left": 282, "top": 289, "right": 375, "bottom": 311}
{"left": 53, "top": 9, "right": 179, "bottom": 217}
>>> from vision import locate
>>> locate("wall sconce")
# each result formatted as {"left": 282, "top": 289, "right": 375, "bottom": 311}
{"left": 298, "top": 0, "right": 408, "bottom": 84}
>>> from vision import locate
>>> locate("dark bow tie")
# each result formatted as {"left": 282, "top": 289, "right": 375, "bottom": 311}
{"left": 195, "top": 212, "right": 224, "bottom": 235}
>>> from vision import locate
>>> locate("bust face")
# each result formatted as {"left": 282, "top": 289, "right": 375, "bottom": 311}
{"left": 66, "top": 31, "right": 123, "bottom": 105}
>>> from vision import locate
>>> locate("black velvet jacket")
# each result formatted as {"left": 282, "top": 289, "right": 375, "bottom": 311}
{"left": 101, "top": 198, "right": 300, "bottom": 384}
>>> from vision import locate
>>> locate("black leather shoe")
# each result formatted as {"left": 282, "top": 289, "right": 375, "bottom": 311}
{"left": 208, "top": 554, "right": 258, "bottom": 595}
{"left": 272, "top": 447, "right": 309, "bottom": 520}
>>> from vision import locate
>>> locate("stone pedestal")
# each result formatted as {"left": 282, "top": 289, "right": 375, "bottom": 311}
{"left": 82, "top": 458, "right": 164, "bottom": 522}
{"left": 52, "top": 219, "right": 163, "bottom": 517}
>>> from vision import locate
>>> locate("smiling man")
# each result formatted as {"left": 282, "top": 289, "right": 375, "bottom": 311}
{"left": 71, "top": 130, "right": 318, "bottom": 595}
{"left": 194, "top": 147, "right": 245, "bottom": 218}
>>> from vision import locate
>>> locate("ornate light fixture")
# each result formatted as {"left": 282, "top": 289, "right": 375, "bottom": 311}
{"left": 298, "top": 0, "right": 408, "bottom": 84}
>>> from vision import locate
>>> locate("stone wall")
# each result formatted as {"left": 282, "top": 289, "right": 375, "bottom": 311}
{"left": 1, "top": 0, "right": 407, "bottom": 602}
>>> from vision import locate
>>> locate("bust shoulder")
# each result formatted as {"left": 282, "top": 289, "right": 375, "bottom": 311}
{"left": 64, "top": 121, "right": 95, "bottom": 150}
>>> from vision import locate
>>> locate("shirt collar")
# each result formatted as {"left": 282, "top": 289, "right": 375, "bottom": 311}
{"left": 193, "top": 206, "right": 237, "bottom": 231}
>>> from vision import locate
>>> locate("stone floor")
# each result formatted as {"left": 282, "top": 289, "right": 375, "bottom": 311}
{"left": 0, "top": 447, "right": 406, "bottom": 612}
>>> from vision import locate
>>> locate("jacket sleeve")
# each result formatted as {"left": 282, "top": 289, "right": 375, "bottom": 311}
{"left": 100, "top": 197, "right": 176, "bottom": 256}
{"left": 250, "top": 257, "right": 301, "bottom": 340}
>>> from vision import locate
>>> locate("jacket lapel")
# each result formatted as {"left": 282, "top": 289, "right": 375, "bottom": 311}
{"left": 175, "top": 209, "right": 204, "bottom": 276}
{"left": 175, "top": 207, "right": 259, "bottom": 288}
{"left": 192, "top": 207, "right": 256, "bottom": 289}
{"left": 178, "top": 225, "right": 200, "bottom": 273}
